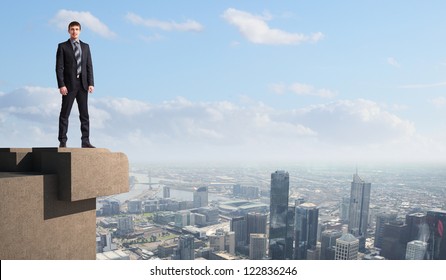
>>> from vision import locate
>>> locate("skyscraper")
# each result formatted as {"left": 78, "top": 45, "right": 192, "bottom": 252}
{"left": 348, "top": 172, "right": 371, "bottom": 252}
{"left": 225, "top": 231, "right": 236, "bottom": 255}
{"left": 340, "top": 197, "right": 350, "bottom": 222}
{"left": 405, "top": 212, "right": 427, "bottom": 242}
{"left": 117, "top": 216, "right": 134, "bottom": 235}
{"left": 426, "top": 209, "right": 446, "bottom": 260}
{"left": 231, "top": 216, "right": 247, "bottom": 249}
{"left": 286, "top": 206, "right": 295, "bottom": 259}
{"left": 374, "top": 212, "right": 397, "bottom": 249}
{"left": 249, "top": 233, "right": 267, "bottom": 260}
{"left": 294, "top": 202, "right": 319, "bottom": 260}
{"left": 177, "top": 234, "right": 195, "bottom": 260}
{"left": 163, "top": 186, "right": 170, "bottom": 198}
{"left": 320, "top": 229, "right": 343, "bottom": 260}
{"left": 406, "top": 240, "right": 428, "bottom": 260}
{"left": 209, "top": 232, "right": 225, "bottom": 252}
{"left": 246, "top": 212, "right": 268, "bottom": 244}
{"left": 335, "top": 233, "right": 359, "bottom": 260}
{"left": 128, "top": 199, "right": 142, "bottom": 214}
{"left": 269, "top": 170, "right": 290, "bottom": 260}
{"left": 193, "top": 186, "right": 208, "bottom": 208}
{"left": 380, "top": 221, "right": 408, "bottom": 260}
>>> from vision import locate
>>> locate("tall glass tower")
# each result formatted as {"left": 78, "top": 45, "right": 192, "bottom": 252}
{"left": 320, "top": 229, "right": 343, "bottom": 260}
{"left": 231, "top": 216, "right": 247, "bottom": 248}
{"left": 294, "top": 202, "right": 319, "bottom": 259}
{"left": 268, "top": 170, "right": 290, "bottom": 259}
{"left": 348, "top": 172, "right": 371, "bottom": 252}
{"left": 426, "top": 209, "right": 446, "bottom": 260}
{"left": 177, "top": 234, "right": 195, "bottom": 260}
{"left": 246, "top": 212, "right": 267, "bottom": 244}
{"left": 193, "top": 186, "right": 208, "bottom": 208}
{"left": 374, "top": 212, "right": 397, "bottom": 249}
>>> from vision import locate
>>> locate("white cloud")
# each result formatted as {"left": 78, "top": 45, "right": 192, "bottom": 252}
{"left": 270, "top": 82, "right": 337, "bottom": 98}
{"left": 222, "top": 8, "right": 323, "bottom": 45}
{"left": 126, "top": 12, "right": 203, "bottom": 32}
{"left": 269, "top": 83, "right": 287, "bottom": 95}
{"left": 429, "top": 97, "right": 446, "bottom": 108}
{"left": 0, "top": 86, "right": 60, "bottom": 120}
{"left": 400, "top": 82, "right": 446, "bottom": 89}
{"left": 1, "top": 87, "right": 444, "bottom": 163}
{"left": 293, "top": 99, "right": 415, "bottom": 145}
{"left": 139, "top": 33, "right": 164, "bottom": 43}
{"left": 387, "top": 57, "right": 400, "bottom": 68}
{"left": 51, "top": 9, "right": 116, "bottom": 39}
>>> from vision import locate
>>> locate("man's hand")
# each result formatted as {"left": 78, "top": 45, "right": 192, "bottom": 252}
{"left": 88, "top": 86, "right": 94, "bottom": 93}
{"left": 59, "top": 86, "right": 68, "bottom": 95}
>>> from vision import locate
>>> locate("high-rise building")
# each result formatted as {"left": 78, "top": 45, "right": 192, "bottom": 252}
{"left": 209, "top": 232, "right": 225, "bottom": 252}
{"left": 335, "top": 233, "right": 359, "bottom": 260}
{"left": 406, "top": 240, "right": 428, "bottom": 260}
{"left": 348, "top": 172, "right": 371, "bottom": 252}
{"left": 157, "top": 243, "right": 177, "bottom": 259}
{"left": 128, "top": 199, "right": 142, "bottom": 214}
{"left": 225, "top": 231, "right": 236, "bottom": 255}
{"left": 426, "top": 209, "right": 446, "bottom": 260}
{"left": 286, "top": 206, "right": 295, "bottom": 259}
{"left": 249, "top": 233, "right": 267, "bottom": 260}
{"left": 380, "top": 221, "right": 408, "bottom": 260}
{"left": 340, "top": 197, "right": 350, "bottom": 222}
{"left": 231, "top": 216, "right": 247, "bottom": 248}
{"left": 246, "top": 212, "right": 268, "bottom": 244}
{"left": 96, "top": 232, "right": 115, "bottom": 253}
{"left": 100, "top": 200, "right": 120, "bottom": 216}
{"left": 374, "top": 212, "right": 397, "bottom": 249}
{"left": 163, "top": 186, "right": 170, "bottom": 198}
{"left": 320, "top": 229, "right": 343, "bottom": 260}
{"left": 117, "top": 216, "right": 134, "bottom": 235}
{"left": 144, "top": 199, "right": 158, "bottom": 213}
{"left": 405, "top": 212, "right": 427, "bottom": 242}
{"left": 233, "top": 184, "right": 260, "bottom": 199}
{"left": 176, "top": 234, "right": 195, "bottom": 260}
{"left": 193, "top": 186, "right": 208, "bottom": 208}
{"left": 269, "top": 170, "right": 291, "bottom": 260}
{"left": 294, "top": 202, "right": 319, "bottom": 260}
{"left": 175, "top": 210, "right": 192, "bottom": 227}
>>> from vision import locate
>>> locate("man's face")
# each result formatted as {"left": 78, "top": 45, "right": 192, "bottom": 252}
{"left": 68, "top": 25, "right": 81, "bottom": 40}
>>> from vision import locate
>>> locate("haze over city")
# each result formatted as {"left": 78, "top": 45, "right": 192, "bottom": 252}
{"left": 1, "top": 1, "right": 446, "bottom": 163}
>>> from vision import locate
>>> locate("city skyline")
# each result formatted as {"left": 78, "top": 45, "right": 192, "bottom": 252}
{"left": 96, "top": 164, "right": 445, "bottom": 260}
{"left": 1, "top": 1, "right": 446, "bottom": 163}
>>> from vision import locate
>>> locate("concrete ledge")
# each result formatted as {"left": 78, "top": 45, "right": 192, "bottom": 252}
{"left": 0, "top": 148, "right": 33, "bottom": 172}
{"left": 0, "top": 147, "right": 129, "bottom": 259}
{"left": 0, "top": 173, "right": 96, "bottom": 259}
{"left": 0, "top": 147, "right": 129, "bottom": 201}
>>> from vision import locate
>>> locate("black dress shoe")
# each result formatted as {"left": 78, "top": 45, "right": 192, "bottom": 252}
{"left": 59, "top": 142, "right": 66, "bottom": 148}
{"left": 82, "top": 143, "right": 96, "bottom": 148}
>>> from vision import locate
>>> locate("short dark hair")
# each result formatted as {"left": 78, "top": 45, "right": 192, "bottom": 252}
{"left": 68, "top": 21, "right": 81, "bottom": 30}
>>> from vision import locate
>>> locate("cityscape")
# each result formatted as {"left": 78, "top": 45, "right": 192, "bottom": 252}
{"left": 95, "top": 162, "right": 446, "bottom": 260}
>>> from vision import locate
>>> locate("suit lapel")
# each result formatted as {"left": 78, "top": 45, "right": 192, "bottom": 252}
{"left": 79, "top": 40, "right": 86, "bottom": 65}
{"left": 66, "top": 40, "right": 77, "bottom": 61}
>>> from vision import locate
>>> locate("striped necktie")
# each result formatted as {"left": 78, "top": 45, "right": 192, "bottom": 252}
{"left": 74, "top": 41, "right": 81, "bottom": 76}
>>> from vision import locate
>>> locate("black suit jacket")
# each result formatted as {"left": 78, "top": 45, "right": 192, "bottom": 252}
{"left": 56, "top": 39, "right": 94, "bottom": 92}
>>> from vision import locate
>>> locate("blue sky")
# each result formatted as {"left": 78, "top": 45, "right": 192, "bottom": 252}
{"left": 1, "top": 1, "right": 446, "bottom": 163}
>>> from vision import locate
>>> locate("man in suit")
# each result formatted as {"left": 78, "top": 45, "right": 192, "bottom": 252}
{"left": 56, "top": 21, "right": 95, "bottom": 148}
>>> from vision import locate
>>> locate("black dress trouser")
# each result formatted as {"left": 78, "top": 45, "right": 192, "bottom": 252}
{"left": 58, "top": 77, "right": 90, "bottom": 144}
